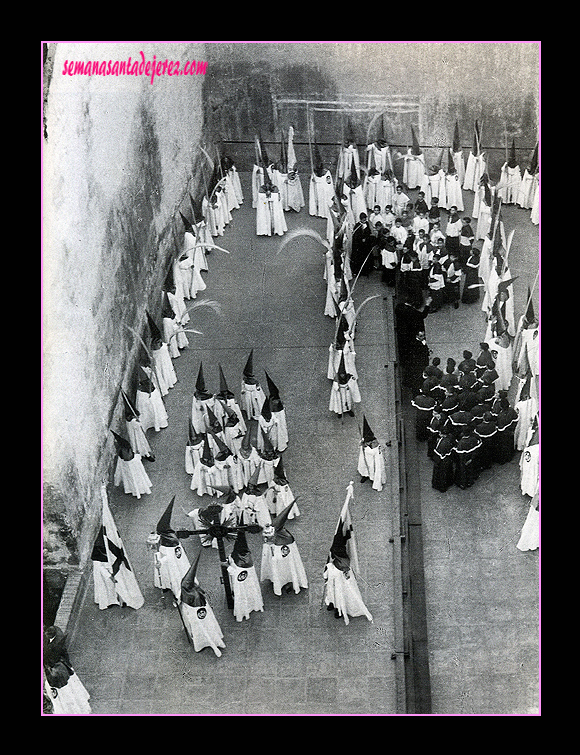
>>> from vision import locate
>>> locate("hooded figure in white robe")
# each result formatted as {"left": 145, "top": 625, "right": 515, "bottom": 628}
{"left": 337, "top": 134, "right": 360, "bottom": 183}
{"left": 112, "top": 431, "right": 152, "bottom": 499}
{"left": 265, "top": 457, "right": 300, "bottom": 519}
{"left": 179, "top": 551, "right": 226, "bottom": 657}
{"left": 43, "top": 627, "right": 92, "bottom": 715}
{"left": 444, "top": 149, "right": 465, "bottom": 210}
{"left": 403, "top": 126, "right": 426, "bottom": 189}
{"left": 136, "top": 373, "right": 168, "bottom": 432}
{"left": 237, "top": 465, "right": 273, "bottom": 529}
{"left": 309, "top": 142, "right": 335, "bottom": 218}
{"left": 323, "top": 529, "right": 373, "bottom": 626}
{"left": 519, "top": 422, "right": 540, "bottom": 498}
{"left": 227, "top": 530, "right": 264, "bottom": 622}
{"left": 329, "top": 352, "right": 362, "bottom": 416}
{"left": 191, "top": 362, "right": 216, "bottom": 434}
{"left": 221, "top": 153, "right": 244, "bottom": 205}
{"left": 213, "top": 365, "right": 247, "bottom": 434}
{"left": 263, "top": 370, "right": 289, "bottom": 452}
{"left": 185, "top": 421, "right": 205, "bottom": 476}
{"left": 261, "top": 501, "right": 308, "bottom": 596}
{"left": 516, "top": 493, "right": 539, "bottom": 552}
{"left": 282, "top": 126, "right": 305, "bottom": 212}
{"left": 237, "top": 426, "right": 261, "bottom": 487}
{"left": 357, "top": 416, "right": 387, "bottom": 492}
{"left": 91, "top": 503, "right": 145, "bottom": 611}
{"left": 497, "top": 140, "right": 522, "bottom": 205}
{"left": 240, "top": 350, "right": 266, "bottom": 420}
{"left": 463, "top": 121, "right": 487, "bottom": 192}
{"left": 366, "top": 135, "right": 394, "bottom": 176}
{"left": 122, "top": 389, "right": 155, "bottom": 463}
{"left": 328, "top": 311, "right": 357, "bottom": 381}
{"left": 149, "top": 498, "right": 191, "bottom": 599}
{"left": 344, "top": 155, "right": 367, "bottom": 222}
{"left": 451, "top": 122, "right": 465, "bottom": 183}
{"left": 256, "top": 171, "right": 287, "bottom": 236}
{"left": 146, "top": 312, "right": 177, "bottom": 395}
{"left": 516, "top": 144, "right": 539, "bottom": 209}
{"left": 190, "top": 436, "right": 224, "bottom": 497}
{"left": 44, "top": 661, "right": 92, "bottom": 715}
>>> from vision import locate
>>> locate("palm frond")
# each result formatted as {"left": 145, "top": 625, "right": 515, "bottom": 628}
{"left": 198, "top": 145, "right": 215, "bottom": 170}
{"left": 276, "top": 227, "right": 331, "bottom": 256}
{"left": 185, "top": 299, "right": 223, "bottom": 318}
{"left": 193, "top": 242, "right": 231, "bottom": 255}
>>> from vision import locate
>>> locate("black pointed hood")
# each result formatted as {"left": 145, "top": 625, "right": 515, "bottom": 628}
{"left": 156, "top": 497, "right": 180, "bottom": 547}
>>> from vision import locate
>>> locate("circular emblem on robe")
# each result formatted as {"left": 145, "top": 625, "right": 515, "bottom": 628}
{"left": 524, "top": 451, "right": 531, "bottom": 462}
{"left": 281, "top": 545, "right": 290, "bottom": 557}
{"left": 175, "top": 547, "right": 182, "bottom": 558}
{"left": 237, "top": 570, "right": 248, "bottom": 582}
{"left": 196, "top": 607, "right": 207, "bottom": 620}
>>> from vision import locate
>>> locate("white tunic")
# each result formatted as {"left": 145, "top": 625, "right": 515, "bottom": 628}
{"left": 329, "top": 377, "right": 362, "bottom": 414}
{"left": 256, "top": 189, "right": 287, "bottom": 236}
{"left": 463, "top": 152, "right": 487, "bottom": 192}
{"left": 181, "top": 602, "right": 226, "bottom": 657}
{"left": 323, "top": 562, "right": 373, "bottom": 625}
{"left": 260, "top": 541, "right": 308, "bottom": 596}
{"left": 240, "top": 381, "right": 266, "bottom": 420}
{"left": 309, "top": 171, "right": 335, "bottom": 218}
{"left": 227, "top": 560, "right": 264, "bottom": 621}
{"left": 497, "top": 163, "right": 522, "bottom": 204}
{"left": 516, "top": 503, "right": 539, "bottom": 552}
{"left": 113, "top": 454, "right": 152, "bottom": 499}
{"left": 125, "top": 417, "right": 153, "bottom": 459}
{"left": 154, "top": 543, "right": 191, "bottom": 599}
{"left": 136, "top": 388, "right": 168, "bottom": 432}
{"left": 357, "top": 444, "right": 387, "bottom": 491}
{"left": 519, "top": 442, "right": 540, "bottom": 498}
{"left": 444, "top": 173, "right": 464, "bottom": 210}
{"left": 403, "top": 150, "right": 426, "bottom": 189}
{"left": 45, "top": 672, "right": 91, "bottom": 715}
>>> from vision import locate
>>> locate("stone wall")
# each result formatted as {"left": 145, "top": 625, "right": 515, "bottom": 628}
{"left": 202, "top": 42, "right": 539, "bottom": 179}
{"left": 42, "top": 42, "right": 209, "bottom": 568}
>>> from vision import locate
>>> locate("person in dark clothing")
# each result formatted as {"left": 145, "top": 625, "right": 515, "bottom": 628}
{"left": 411, "top": 389, "right": 438, "bottom": 442}
{"left": 394, "top": 293, "right": 431, "bottom": 363}
{"left": 403, "top": 330, "right": 431, "bottom": 394}
{"left": 454, "top": 426, "right": 482, "bottom": 489}
{"left": 493, "top": 397, "right": 519, "bottom": 464}
{"left": 350, "top": 213, "right": 373, "bottom": 277}
{"left": 414, "top": 191, "right": 429, "bottom": 215}
{"left": 426, "top": 408, "right": 445, "bottom": 459}
{"left": 474, "top": 411, "right": 498, "bottom": 470}
{"left": 432, "top": 428, "right": 456, "bottom": 492}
